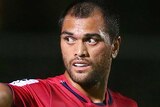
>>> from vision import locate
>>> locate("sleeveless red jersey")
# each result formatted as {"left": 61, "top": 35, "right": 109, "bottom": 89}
{"left": 8, "top": 74, "right": 138, "bottom": 107}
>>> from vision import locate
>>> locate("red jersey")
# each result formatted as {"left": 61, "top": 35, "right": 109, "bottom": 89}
{"left": 8, "top": 74, "right": 138, "bottom": 107}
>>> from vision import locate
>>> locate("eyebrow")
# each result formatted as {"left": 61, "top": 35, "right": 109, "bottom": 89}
{"left": 61, "top": 31, "right": 73, "bottom": 36}
{"left": 61, "top": 31, "right": 102, "bottom": 39}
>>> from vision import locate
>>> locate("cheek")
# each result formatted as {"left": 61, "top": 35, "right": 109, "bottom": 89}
{"left": 61, "top": 43, "right": 68, "bottom": 59}
{"left": 61, "top": 43, "right": 73, "bottom": 63}
{"left": 61, "top": 41, "right": 69, "bottom": 55}
{"left": 89, "top": 45, "right": 112, "bottom": 60}
{"left": 61, "top": 48, "right": 70, "bottom": 68}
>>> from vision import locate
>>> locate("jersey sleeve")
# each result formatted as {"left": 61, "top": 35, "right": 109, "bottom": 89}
{"left": 8, "top": 79, "right": 40, "bottom": 107}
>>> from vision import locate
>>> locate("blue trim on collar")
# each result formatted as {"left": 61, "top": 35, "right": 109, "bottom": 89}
{"left": 61, "top": 81, "right": 87, "bottom": 103}
{"left": 108, "top": 90, "right": 113, "bottom": 105}
{"left": 61, "top": 81, "right": 113, "bottom": 106}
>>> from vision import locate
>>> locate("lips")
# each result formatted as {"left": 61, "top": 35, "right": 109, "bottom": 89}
{"left": 72, "top": 60, "right": 90, "bottom": 70}
{"left": 74, "top": 63, "right": 89, "bottom": 67}
{"left": 72, "top": 60, "right": 90, "bottom": 68}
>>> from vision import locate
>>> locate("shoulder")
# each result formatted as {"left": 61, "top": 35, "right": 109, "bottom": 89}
{"left": 0, "top": 83, "right": 13, "bottom": 107}
{"left": 8, "top": 75, "right": 65, "bottom": 91}
{"left": 46, "top": 74, "right": 66, "bottom": 84}
{"left": 8, "top": 74, "right": 65, "bottom": 96}
{"left": 110, "top": 90, "right": 138, "bottom": 107}
{"left": 7, "top": 77, "right": 62, "bottom": 106}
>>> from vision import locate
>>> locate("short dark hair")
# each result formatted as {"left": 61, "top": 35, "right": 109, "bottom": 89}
{"left": 59, "top": 0, "right": 119, "bottom": 42}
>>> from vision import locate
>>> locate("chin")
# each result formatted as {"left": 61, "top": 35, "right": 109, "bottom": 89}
{"left": 71, "top": 71, "right": 99, "bottom": 86}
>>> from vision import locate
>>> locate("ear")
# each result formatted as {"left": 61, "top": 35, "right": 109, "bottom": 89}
{"left": 111, "top": 36, "right": 121, "bottom": 59}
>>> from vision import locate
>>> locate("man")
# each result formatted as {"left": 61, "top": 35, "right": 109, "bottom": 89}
{"left": 0, "top": 0, "right": 138, "bottom": 107}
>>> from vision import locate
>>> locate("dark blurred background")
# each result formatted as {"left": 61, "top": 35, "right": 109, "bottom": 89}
{"left": 0, "top": 0, "right": 159, "bottom": 107}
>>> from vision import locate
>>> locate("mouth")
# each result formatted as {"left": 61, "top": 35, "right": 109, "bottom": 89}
{"left": 72, "top": 60, "right": 91, "bottom": 71}
{"left": 73, "top": 63, "right": 89, "bottom": 67}
{"left": 73, "top": 60, "right": 90, "bottom": 67}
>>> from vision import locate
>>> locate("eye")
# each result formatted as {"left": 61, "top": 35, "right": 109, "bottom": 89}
{"left": 64, "top": 36, "right": 76, "bottom": 44}
{"left": 87, "top": 38, "right": 97, "bottom": 45}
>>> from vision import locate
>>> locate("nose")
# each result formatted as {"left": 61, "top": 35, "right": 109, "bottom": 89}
{"left": 74, "top": 42, "right": 88, "bottom": 58}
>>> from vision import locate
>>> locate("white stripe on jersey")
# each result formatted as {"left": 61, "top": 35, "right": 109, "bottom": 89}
{"left": 9, "top": 79, "right": 39, "bottom": 87}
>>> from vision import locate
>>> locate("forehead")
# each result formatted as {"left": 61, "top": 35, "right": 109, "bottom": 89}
{"left": 62, "top": 12, "right": 105, "bottom": 34}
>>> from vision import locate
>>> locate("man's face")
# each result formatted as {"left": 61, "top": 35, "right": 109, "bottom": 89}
{"left": 60, "top": 12, "right": 114, "bottom": 87}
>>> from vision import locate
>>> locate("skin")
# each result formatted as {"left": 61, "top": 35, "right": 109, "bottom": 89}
{"left": 0, "top": 83, "right": 13, "bottom": 107}
{"left": 61, "top": 10, "right": 121, "bottom": 103}
{"left": 0, "top": 9, "right": 121, "bottom": 106}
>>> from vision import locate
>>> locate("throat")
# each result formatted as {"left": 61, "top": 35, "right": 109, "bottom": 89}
{"left": 82, "top": 81, "right": 107, "bottom": 103}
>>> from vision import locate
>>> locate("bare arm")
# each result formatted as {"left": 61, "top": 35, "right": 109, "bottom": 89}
{"left": 0, "top": 83, "right": 13, "bottom": 107}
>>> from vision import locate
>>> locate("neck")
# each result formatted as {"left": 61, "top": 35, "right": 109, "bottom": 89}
{"left": 64, "top": 72, "right": 108, "bottom": 103}
{"left": 84, "top": 80, "right": 107, "bottom": 103}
